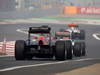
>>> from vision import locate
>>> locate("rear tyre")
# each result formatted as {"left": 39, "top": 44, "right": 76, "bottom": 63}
{"left": 80, "top": 30, "right": 85, "bottom": 40}
{"left": 66, "top": 41, "right": 72, "bottom": 59}
{"left": 15, "top": 40, "right": 26, "bottom": 60}
{"left": 55, "top": 41, "right": 65, "bottom": 60}
{"left": 26, "top": 55, "right": 33, "bottom": 60}
{"left": 73, "top": 42, "right": 81, "bottom": 57}
{"left": 81, "top": 42, "right": 86, "bottom": 56}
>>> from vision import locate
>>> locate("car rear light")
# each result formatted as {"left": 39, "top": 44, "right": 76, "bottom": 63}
{"left": 39, "top": 36, "right": 44, "bottom": 40}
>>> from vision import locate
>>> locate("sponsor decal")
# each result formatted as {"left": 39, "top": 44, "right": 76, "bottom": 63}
{"left": 78, "top": 7, "right": 100, "bottom": 14}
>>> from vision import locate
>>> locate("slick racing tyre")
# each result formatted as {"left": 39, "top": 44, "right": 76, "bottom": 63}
{"left": 66, "top": 41, "right": 72, "bottom": 59}
{"left": 26, "top": 55, "right": 33, "bottom": 60}
{"left": 80, "top": 30, "right": 85, "bottom": 40}
{"left": 55, "top": 41, "right": 65, "bottom": 60}
{"left": 73, "top": 42, "right": 81, "bottom": 57}
{"left": 81, "top": 42, "right": 86, "bottom": 56}
{"left": 15, "top": 40, "right": 26, "bottom": 60}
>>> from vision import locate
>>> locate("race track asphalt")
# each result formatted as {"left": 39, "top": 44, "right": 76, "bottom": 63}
{"left": 0, "top": 23, "right": 100, "bottom": 75}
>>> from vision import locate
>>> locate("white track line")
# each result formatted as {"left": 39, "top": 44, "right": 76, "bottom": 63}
{"left": 16, "top": 29, "right": 41, "bottom": 37}
{"left": 0, "top": 58, "right": 95, "bottom": 72}
{"left": 93, "top": 33, "right": 100, "bottom": 40}
{"left": 16, "top": 29, "right": 28, "bottom": 34}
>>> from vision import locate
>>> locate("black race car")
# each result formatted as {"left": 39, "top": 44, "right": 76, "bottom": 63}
{"left": 15, "top": 26, "right": 73, "bottom": 60}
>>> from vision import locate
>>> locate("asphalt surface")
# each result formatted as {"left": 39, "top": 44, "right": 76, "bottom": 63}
{"left": 0, "top": 23, "right": 100, "bottom": 75}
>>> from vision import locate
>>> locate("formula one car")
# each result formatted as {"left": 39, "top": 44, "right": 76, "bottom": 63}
{"left": 59, "top": 24, "right": 85, "bottom": 40}
{"left": 55, "top": 31, "right": 73, "bottom": 59}
{"left": 67, "top": 24, "right": 86, "bottom": 56}
{"left": 15, "top": 25, "right": 73, "bottom": 60}
{"left": 67, "top": 24, "right": 85, "bottom": 40}
{"left": 55, "top": 31, "right": 86, "bottom": 58}
{"left": 56, "top": 24, "right": 86, "bottom": 57}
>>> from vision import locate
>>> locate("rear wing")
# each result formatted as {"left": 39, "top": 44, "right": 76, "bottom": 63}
{"left": 29, "top": 26, "right": 51, "bottom": 33}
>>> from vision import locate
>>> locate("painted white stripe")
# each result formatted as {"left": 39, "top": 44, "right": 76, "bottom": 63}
{"left": 16, "top": 29, "right": 41, "bottom": 37}
{"left": 6, "top": 51, "right": 14, "bottom": 53}
{"left": 93, "top": 33, "right": 100, "bottom": 40}
{"left": 6, "top": 51, "right": 14, "bottom": 52}
{"left": 6, "top": 47, "right": 14, "bottom": 49}
{"left": 6, "top": 44, "right": 14, "bottom": 45}
{"left": 0, "top": 58, "right": 95, "bottom": 72}
{"left": 6, "top": 43, "right": 14, "bottom": 45}
{"left": 16, "top": 29, "right": 28, "bottom": 34}
{"left": 75, "top": 58, "right": 94, "bottom": 61}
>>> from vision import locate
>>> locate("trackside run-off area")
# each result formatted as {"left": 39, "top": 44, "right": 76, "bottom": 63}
{"left": 0, "top": 41, "right": 15, "bottom": 56}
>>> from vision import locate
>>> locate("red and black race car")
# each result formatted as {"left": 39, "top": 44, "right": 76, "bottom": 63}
{"left": 15, "top": 25, "right": 86, "bottom": 61}
{"left": 15, "top": 25, "right": 73, "bottom": 60}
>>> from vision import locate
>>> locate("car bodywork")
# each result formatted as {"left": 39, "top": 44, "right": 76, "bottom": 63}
{"left": 55, "top": 24, "right": 86, "bottom": 57}
{"left": 15, "top": 25, "right": 86, "bottom": 61}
